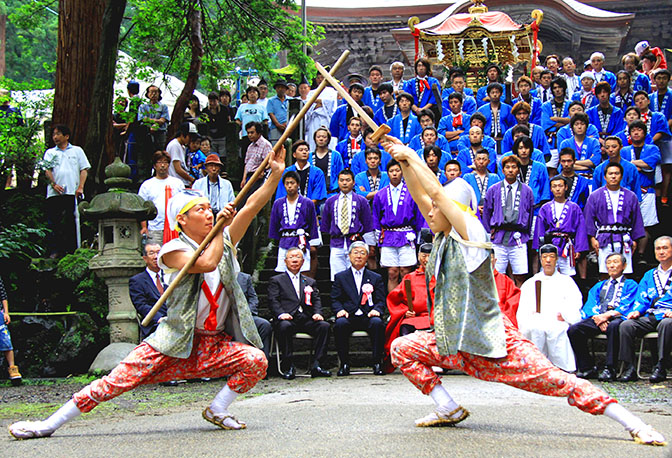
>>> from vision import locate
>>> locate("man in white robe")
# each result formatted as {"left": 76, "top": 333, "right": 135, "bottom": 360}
{"left": 517, "top": 244, "right": 582, "bottom": 371}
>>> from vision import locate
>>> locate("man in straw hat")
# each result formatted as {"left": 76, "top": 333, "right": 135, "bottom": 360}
{"left": 381, "top": 134, "right": 666, "bottom": 445}
{"left": 9, "top": 147, "right": 288, "bottom": 439}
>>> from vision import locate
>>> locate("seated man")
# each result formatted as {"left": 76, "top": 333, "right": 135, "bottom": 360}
{"left": 618, "top": 236, "right": 672, "bottom": 383}
{"left": 237, "top": 272, "right": 272, "bottom": 363}
{"left": 268, "top": 248, "right": 331, "bottom": 380}
{"left": 384, "top": 243, "right": 432, "bottom": 371}
{"left": 568, "top": 253, "right": 638, "bottom": 381}
{"left": 517, "top": 244, "right": 583, "bottom": 372}
{"left": 331, "top": 242, "right": 387, "bottom": 376}
{"left": 129, "top": 243, "right": 168, "bottom": 340}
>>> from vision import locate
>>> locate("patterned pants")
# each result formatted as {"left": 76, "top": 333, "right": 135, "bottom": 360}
{"left": 73, "top": 333, "right": 267, "bottom": 413}
{"left": 391, "top": 317, "right": 616, "bottom": 415}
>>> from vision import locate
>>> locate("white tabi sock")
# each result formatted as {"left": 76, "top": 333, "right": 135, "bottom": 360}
{"left": 429, "top": 385, "right": 459, "bottom": 413}
{"left": 42, "top": 400, "right": 82, "bottom": 432}
{"left": 604, "top": 403, "right": 646, "bottom": 432}
{"left": 210, "top": 385, "right": 238, "bottom": 414}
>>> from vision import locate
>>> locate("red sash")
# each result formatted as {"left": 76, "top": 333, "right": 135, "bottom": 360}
{"left": 201, "top": 281, "right": 224, "bottom": 331}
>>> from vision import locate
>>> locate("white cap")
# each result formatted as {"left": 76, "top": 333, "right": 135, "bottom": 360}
{"left": 188, "top": 122, "right": 198, "bottom": 133}
{"left": 580, "top": 71, "right": 595, "bottom": 81}
{"left": 635, "top": 41, "right": 649, "bottom": 56}
{"left": 166, "top": 189, "right": 207, "bottom": 231}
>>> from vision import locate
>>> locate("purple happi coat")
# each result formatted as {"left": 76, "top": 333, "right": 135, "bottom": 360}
{"left": 533, "top": 200, "right": 589, "bottom": 256}
{"left": 371, "top": 183, "right": 422, "bottom": 247}
{"left": 482, "top": 180, "right": 535, "bottom": 245}
{"left": 584, "top": 186, "right": 645, "bottom": 250}
{"left": 321, "top": 192, "right": 373, "bottom": 248}
{"left": 269, "top": 195, "right": 319, "bottom": 249}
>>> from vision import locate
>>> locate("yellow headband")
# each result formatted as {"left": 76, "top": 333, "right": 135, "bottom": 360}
{"left": 175, "top": 197, "right": 209, "bottom": 231}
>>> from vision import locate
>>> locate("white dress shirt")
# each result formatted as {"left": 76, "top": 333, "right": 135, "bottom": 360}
{"left": 351, "top": 266, "right": 365, "bottom": 315}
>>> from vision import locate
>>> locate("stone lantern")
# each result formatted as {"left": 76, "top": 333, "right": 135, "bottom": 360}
{"left": 79, "top": 157, "right": 157, "bottom": 372}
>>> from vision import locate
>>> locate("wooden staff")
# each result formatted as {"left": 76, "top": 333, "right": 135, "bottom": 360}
{"left": 314, "top": 62, "right": 391, "bottom": 143}
{"left": 535, "top": 280, "right": 542, "bottom": 314}
{"left": 404, "top": 278, "right": 414, "bottom": 313}
{"left": 141, "top": 51, "right": 350, "bottom": 327}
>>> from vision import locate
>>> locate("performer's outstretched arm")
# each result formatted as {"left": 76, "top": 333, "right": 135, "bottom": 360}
{"left": 230, "top": 147, "right": 286, "bottom": 246}
{"left": 382, "top": 136, "right": 468, "bottom": 239}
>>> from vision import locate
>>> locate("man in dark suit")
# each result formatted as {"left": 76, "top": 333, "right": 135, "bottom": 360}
{"left": 268, "top": 247, "right": 331, "bottom": 379}
{"left": 129, "top": 243, "right": 167, "bottom": 339}
{"left": 331, "top": 241, "right": 387, "bottom": 376}
{"left": 237, "top": 271, "right": 272, "bottom": 361}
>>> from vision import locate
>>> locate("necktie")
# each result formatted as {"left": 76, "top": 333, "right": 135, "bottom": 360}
{"left": 504, "top": 184, "right": 514, "bottom": 224}
{"left": 339, "top": 195, "right": 350, "bottom": 235}
{"left": 155, "top": 273, "right": 164, "bottom": 295}
{"left": 600, "top": 279, "right": 617, "bottom": 313}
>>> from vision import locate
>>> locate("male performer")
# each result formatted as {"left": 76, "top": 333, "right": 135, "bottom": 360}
{"left": 456, "top": 125, "right": 498, "bottom": 174}
{"left": 463, "top": 149, "right": 501, "bottom": 216}
{"left": 321, "top": 169, "right": 373, "bottom": 280}
{"left": 275, "top": 140, "right": 327, "bottom": 205}
{"left": 331, "top": 241, "right": 387, "bottom": 376}
{"left": 409, "top": 111, "right": 450, "bottom": 152}
{"left": 622, "top": 54, "right": 651, "bottom": 93}
{"left": 335, "top": 117, "right": 365, "bottom": 169}
{"left": 441, "top": 72, "right": 477, "bottom": 115}
{"left": 558, "top": 113, "right": 601, "bottom": 175}
{"left": 514, "top": 76, "right": 542, "bottom": 125}
{"left": 568, "top": 253, "right": 638, "bottom": 381}
{"left": 389, "top": 92, "right": 422, "bottom": 145}
{"left": 268, "top": 247, "right": 331, "bottom": 379}
{"left": 403, "top": 58, "right": 439, "bottom": 116}
{"left": 618, "top": 236, "right": 672, "bottom": 383}
{"left": 382, "top": 135, "right": 664, "bottom": 445}
{"left": 269, "top": 171, "right": 319, "bottom": 275}
{"left": 129, "top": 243, "right": 168, "bottom": 339}
{"left": 611, "top": 71, "right": 635, "bottom": 111}
{"left": 649, "top": 69, "right": 672, "bottom": 125}
{"left": 350, "top": 128, "right": 393, "bottom": 175}
{"left": 139, "top": 150, "right": 186, "bottom": 244}
{"left": 9, "top": 147, "right": 287, "bottom": 438}
{"left": 537, "top": 70, "right": 553, "bottom": 104}
{"left": 372, "top": 83, "right": 397, "bottom": 127}
{"left": 354, "top": 147, "right": 389, "bottom": 200}
{"left": 372, "top": 159, "right": 422, "bottom": 292}
{"left": 330, "top": 83, "right": 365, "bottom": 142}
{"left": 572, "top": 72, "right": 597, "bottom": 110}
{"left": 501, "top": 101, "right": 549, "bottom": 157}
{"left": 425, "top": 146, "right": 448, "bottom": 185}
{"left": 476, "top": 64, "right": 508, "bottom": 106}
{"left": 621, "top": 120, "right": 661, "bottom": 261}
{"left": 479, "top": 83, "right": 515, "bottom": 153}
{"left": 590, "top": 52, "right": 617, "bottom": 89}
{"left": 517, "top": 244, "right": 582, "bottom": 372}
{"left": 192, "top": 155, "right": 234, "bottom": 216}
{"left": 592, "top": 137, "right": 641, "bottom": 200}
{"left": 557, "top": 148, "right": 590, "bottom": 209}
{"left": 384, "top": 243, "right": 433, "bottom": 371}
{"left": 363, "top": 65, "right": 385, "bottom": 113}
{"left": 557, "top": 101, "right": 600, "bottom": 147}
{"left": 585, "top": 162, "right": 645, "bottom": 276}
{"left": 534, "top": 175, "right": 587, "bottom": 276}
{"left": 587, "top": 82, "right": 625, "bottom": 148}
{"left": 438, "top": 93, "right": 471, "bottom": 155}
{"left": 541, "top": 77, "right": 571, "bottom": 166}
{"left": 508, "top": 136, "right": 551, "bottom": 215}
{"left": 483, "top": 155, "right": 534, "bottom": 286}
{"left": 310, "top": 127, "right": 344, "bottom": 196}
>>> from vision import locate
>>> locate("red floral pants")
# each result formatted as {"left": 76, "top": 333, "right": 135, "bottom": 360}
{"left": 390, "top": 317, "right": 616, "bottom": 415}
{"left": 73, "top": 333, "right": 267, "bottom": 413}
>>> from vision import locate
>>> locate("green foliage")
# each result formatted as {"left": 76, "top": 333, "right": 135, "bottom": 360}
{"left": 0, "top": 223, "right": 47, "bottom": 263}
{"left": 56, "top": 248, "right": 97, "bottom": 282}
{"left": 6, "top": 0, "right": 58, "bottom": 84}
{"left": 122, "top": 0, "right": 323, "bottom": 91}
{"left": 55, "top": 248, "right": 108, "bottom": 323}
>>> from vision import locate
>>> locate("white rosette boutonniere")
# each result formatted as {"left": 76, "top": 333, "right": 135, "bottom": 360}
{"left": 361, "top": 283, "right": 374, "bottom": 307}
{"left": 304, "top": 285, "right": 313, "bottom": 305}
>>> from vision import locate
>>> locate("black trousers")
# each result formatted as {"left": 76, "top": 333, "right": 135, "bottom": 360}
{"left": 274, "top": 312, "right": 330, "bottom": 368}
{"left": 567, "top": 316, "right": 624, "bottom": 371}
{"left": 334, "top": 314, "right": 385, "bottom": 364}
{"left": 46, "top": 195, "right": 77, "bottom": 256}
{"left": 619, "top": 314, "right": 672, "bottom": 367}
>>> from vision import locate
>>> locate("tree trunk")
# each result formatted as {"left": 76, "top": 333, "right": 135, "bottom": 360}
{"left": 84, "top": 0, "right": 127, "bottom": 186}
{"left": 0, "top": 14, "right": 6, "bottom": 78}
{"left": 167, "top": 8, "right": 203, "bottom": 140}
{"left": 52, "top": 0, "right": 106, "bottom": 153}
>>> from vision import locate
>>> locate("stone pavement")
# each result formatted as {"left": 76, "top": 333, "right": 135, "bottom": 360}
{"left": 3, "top": 374, "right": 671, "bottom": 457}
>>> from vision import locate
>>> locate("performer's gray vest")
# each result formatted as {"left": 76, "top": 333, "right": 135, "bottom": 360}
{"left": 145, "top": 232, "right": 262, "bottom": 358}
